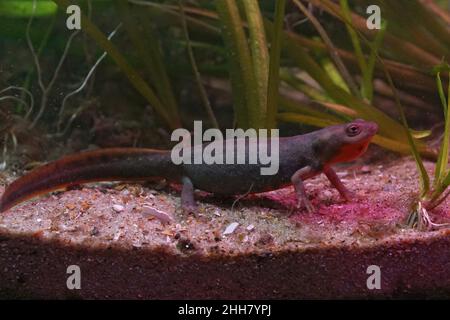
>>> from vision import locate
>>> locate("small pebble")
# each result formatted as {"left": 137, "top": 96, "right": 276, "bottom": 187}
{"left": 113, "top": 204, "right": 124, "bottom": 212}
{"left": 223, "top": 222, "right": 239, "bottom": 235}
{"left": 322, "top": 190, "right": 333, "bottom": 199}
{"left": 141, "top": 206, "right": 173, "bottom": 225}
{"left": 113, "top": 231, "right": 122, "bottom": 241}
{"left": 361, "top": 165, "right": 371, "bottom": 174}
{"left": 337, "top": 171, "right": 348, "bottom": 178}
{"left": 246, "top": 224, "right": 255, "bottom": 232}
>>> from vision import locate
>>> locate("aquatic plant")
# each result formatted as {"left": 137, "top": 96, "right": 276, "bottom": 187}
{"left": 139, "top": 0, "right": 450, "bottom": 228}
{"left": 406, "top": 64, "right": 450, "bottom": 230}
{"left": 53, "top": 0, "right": 182, "bottom": 130}
{"left": 0, "top": 0, "right": 57, "bottom": 17}
{"left": 178, "top": 0, "right": 219, "bottom": 129}
{"left": 127, "top": 0, "right": 447, "bottom": 157}
{"left": 1, "top": 1, "right": 448, "bottom": 170}
{"left": 1, "top": 0, "right": 183, "bottom": 134}
{"left": 0, "top": 0, "right": 101, "bottom": 132}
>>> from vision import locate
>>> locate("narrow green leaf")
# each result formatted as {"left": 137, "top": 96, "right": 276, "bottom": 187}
{"left": 265, "top": 0, "right": 286, "bottom": 129}
{"left": 318, "top": 102, "right": 358, "bottom": 118}
{"left": 378, "top": 55, "right": 431, "bottom": 197}
{"left": 243, "top": 0, "right": 269, "bottom": 127}
{"left": 292, "top": 0, "right": 360, "bottom": 98}
{"left": 0, "top": 1, "right": 57, "bottom": 17}
{"left": 53, "top": 0, "right": 180, "bottom": 129}
{"left": 441, "top": 170, "right": 450, "bottom": 191}
{"left": 178, "top": 0, "right": 219, "bottom": 128}
{"left": 371, "top": 135, "right": 415, "bottom": 154}
{"left": 216, "top": 0, "right": 255, "bottom": 128}
{"left": 278, "top": 95, "right": 343, "bottom": 123}
{"left": 410, "top": 129, "right": 432, "bottom": 139}
{"left": 433, "top": 71, "right": 450, "bottom": 190}
{"left": 282, "top": 30, "right": 410, "bottom": 143}
{"left": 117, "top": 0, "right": 180, "bottom": 123}
{"left": 277, "top": 112, "right": 340, "bottom": 128}
{"left": 320, "top": 57, "right": 350, "bottom": 93}
{"left": 280, "top": 69, "right": 332, "bottom": 102}
{"left": 363, "top": 20, "right": 387, "bottom": 102}
{"left": 340, "top": 0, "right": 366, "bottom": 75}
{"left": 436, "top": 72, "right": 448, "bottom": 117}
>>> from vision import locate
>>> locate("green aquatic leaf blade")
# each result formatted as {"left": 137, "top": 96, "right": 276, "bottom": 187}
{"left": 436, "top": 72, "right": 448, "bottom": 117}
{"left": 410, "top": 129, "right": 431, "bottom": 139}
{"left": 0, "top": 1, "right": 57, "bottom": 17}
{"left": 363, "top": 20, "right": 387, "bottom": 102}
{"left": 277, "top": 112, "right": 340, "bottom": 128}
{"left": 243, "top": 0, "right": 269, "bottom": 127}
{"left": 117, "top": 0, "right": 180, "bottom": 122}
{"left": 433, "top": 72, "right": 450, "bottom": 190}
{"left": 216, "top": 0, "right": 255, "bottom": 128}
{"left": 53, "top": 0, "right": 180, "bottom": 129}
{"left": 278, "top": 96, "right": 344, "bottom": 123}
{"left": 266, "top": 0, "right": 286, "bottom": 129}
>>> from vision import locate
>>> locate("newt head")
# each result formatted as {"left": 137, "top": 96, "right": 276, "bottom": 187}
{"left": 328, "top": 119, "right": 378, "bottom": 164}
{"left": 314, "top": 119, "right": 378, "bottom": 165}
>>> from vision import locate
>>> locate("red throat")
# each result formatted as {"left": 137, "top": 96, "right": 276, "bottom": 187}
{"left": 328, "top": 138, "right": 372, "bottom": 164}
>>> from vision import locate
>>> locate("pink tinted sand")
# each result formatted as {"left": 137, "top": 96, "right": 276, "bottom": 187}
{"left": 1, "top": 157, "right": 450, "bottom": 299}
{"left": 0, "top": 157, "right": 449, "bottom": 253}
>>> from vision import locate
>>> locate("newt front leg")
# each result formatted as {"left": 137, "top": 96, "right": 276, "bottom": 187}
{"left": 291, "top": 166, "right": 318, "bottom": 213}
{"left": 291, "top": 166, "right": 356, "bottom": 213}
{"left": 323, "top": 166, "right": 354, "bottom": 201}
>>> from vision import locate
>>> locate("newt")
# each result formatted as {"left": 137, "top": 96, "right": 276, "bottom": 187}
{"left": 0, "top": 119, "right": 378, "bottom": 213}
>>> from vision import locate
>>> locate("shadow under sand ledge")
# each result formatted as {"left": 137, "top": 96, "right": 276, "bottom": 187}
{"left": 0, "top": 158, "right": 450, "bottom": 299}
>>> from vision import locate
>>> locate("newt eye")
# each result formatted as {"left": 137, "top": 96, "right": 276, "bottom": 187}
{"left": 346, "top": 124, "right": 361, "bottom": 137}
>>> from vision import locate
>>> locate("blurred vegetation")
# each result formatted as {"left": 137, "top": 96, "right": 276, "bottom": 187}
{"left": 406, "top": 63, "right": 450, "bottom": 230}
{"left": 1, "top": 0, "right": 450, "bottom": 223}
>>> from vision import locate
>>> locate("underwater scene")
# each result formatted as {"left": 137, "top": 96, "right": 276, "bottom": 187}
{"left": 0, "top": 0, "right": 450, "bottom": 301}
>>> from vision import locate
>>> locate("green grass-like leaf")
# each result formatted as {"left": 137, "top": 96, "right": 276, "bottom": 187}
{"left": 216, "top": 0, "right": 254, "bottom": 128}
{"left": 117, "top": 0, "right": 180, "bottom": 124}
{"left": 436, "top": 72, "right": 448, "bottom": 118}
{"left": 265, "top": 0, "right": 285, "bottom": 129}
{"left": 243, "top": 0, "right": 269, "bottom": 127}
{"left": 383, "top": 63, "right": 430, "bottom": 197}
{"left": 277, "top": 112, "right": 339, "bottom": 128}
{"left": 432, "top": 71, "right": 450, "bottom": 196}
{"left": 178, "top": 0, "right": 219, "bottom": 128}
{"left": 363, "top": 21, "right": 387, "bottom": 102}
{"left": 0, "top": 0, "right": 57, "bottom": 17}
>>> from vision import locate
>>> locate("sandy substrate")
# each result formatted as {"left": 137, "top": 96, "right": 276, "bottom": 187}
{"left": 0, "top": 157, "right": 450, "bottom": 299}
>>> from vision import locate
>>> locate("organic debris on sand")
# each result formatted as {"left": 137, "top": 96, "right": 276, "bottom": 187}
{"left": 0, "top": 158, "right": 449, "bottom": 255}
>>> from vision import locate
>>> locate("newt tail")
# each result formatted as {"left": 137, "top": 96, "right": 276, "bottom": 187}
{"left": 0, "top": 148, "right": 180, "bottom": 212}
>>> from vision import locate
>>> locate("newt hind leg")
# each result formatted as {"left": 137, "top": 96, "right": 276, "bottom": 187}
{"left": 181, "top": 176, "right": 197, "bottom": 213}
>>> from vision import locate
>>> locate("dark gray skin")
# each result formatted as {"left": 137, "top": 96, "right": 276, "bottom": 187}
{"left": 0, "top": 120, "right": 378, "bottom": 213}
{"left": 181, "top": 119, "right": 378, "bottom": 212}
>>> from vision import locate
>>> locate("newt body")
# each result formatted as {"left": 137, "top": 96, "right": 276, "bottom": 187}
{"left": 0, "top": 120, "right": 378, "bottom": 213}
